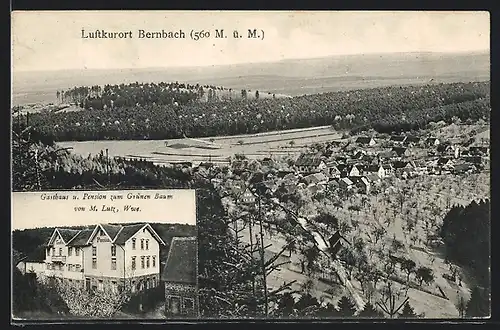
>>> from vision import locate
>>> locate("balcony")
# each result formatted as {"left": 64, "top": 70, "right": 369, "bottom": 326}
{"left": 51, "top": 255, "right": 66, "bottom": 263}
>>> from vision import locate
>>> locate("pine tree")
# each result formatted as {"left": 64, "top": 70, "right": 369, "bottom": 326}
{"left": 276, "top": 292, "right": 295, "bottom": 317}
{"left": 399, "top": 301, "right": 417, "bottom": 318}
{"left": 358, "top": 302, "right": 384, "bottom": 318}
{"left": 337, "top": 295, "right": 356, "bottom": 317}
{"left": 316, "top": 302, "right": 340, "bottom": 318}
{"left": 465, "top": 286, "right": 490, "bottom": 318}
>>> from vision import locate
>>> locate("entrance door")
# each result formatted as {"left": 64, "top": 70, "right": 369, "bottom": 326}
{"left": 85, "top": 278, "right": 91, "bottom": 291}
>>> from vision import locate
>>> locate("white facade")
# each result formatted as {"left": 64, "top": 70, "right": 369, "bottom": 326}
{"left": 36, "top": 223, "right": 165, "bottom": 292}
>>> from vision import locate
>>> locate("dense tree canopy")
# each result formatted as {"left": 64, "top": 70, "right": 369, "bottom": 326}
{"left": 440, "top": 199, "right": 490, "bottom": 289}
{"left": 21, "top": 81, "right": 490, "bottom": 141}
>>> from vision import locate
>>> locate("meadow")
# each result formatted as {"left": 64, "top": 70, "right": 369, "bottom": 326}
{"left": 56, "top": 126, "right": 343, "bottom": 166}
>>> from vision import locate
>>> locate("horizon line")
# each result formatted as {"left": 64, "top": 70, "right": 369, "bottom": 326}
{"left": 12, "top": 221, "right": 196, "bottom": 231}
{"left": 13, "top": 49, "right": 490, "bottom": 74}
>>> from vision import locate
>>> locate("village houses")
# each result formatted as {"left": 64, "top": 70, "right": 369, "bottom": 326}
{"left": 295, "top": 153, "right": 327, "bottom": 174}
{"left": 355, "top": 136, "right": 377, "bottom": 146}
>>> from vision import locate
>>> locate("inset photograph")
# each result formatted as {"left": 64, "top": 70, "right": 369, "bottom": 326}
{"left": 12, "top": 189, "right": 198, "bottom": 320}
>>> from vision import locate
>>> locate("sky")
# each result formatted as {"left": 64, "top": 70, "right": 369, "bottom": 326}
{"left": 11, "top": 190, "right": 197, "bottom": 230}
{"left": 11, "top": 11, "right": 490, "bottom": 72}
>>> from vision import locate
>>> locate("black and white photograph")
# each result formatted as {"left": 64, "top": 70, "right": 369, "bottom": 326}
{"left": 12, "top": 10, "right": 490, "bottom": 321}
{"left": 12, "top": 190, "right": 198, "bottom": 320}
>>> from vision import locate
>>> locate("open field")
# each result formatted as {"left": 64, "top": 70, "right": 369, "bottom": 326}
{"left": 56, "top": 126, "right": 343, "bottom": 166}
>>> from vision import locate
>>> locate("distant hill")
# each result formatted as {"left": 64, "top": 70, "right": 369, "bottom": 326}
{"left": 12, "top": 51, "right": 489, "bottom": 105}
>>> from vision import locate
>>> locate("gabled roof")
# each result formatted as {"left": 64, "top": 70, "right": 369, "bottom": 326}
{"left": 390, "top": 136, "right": 407, "bottom": 142}
{"left": 58, "top": 229, "right": 81, "bottom": 243}
{"left": 405, "top": 136, "right": 420, "bottom": 143}
{"left": 340, "top": 177, "right": 354, "bottom": 185}
{"left": 454, "top": 163, "right": 474, "bottom": 171}
{"left": 304, "top": 173, "right": 328, "bottom": 183}
{"left": 86, "top": 224, "right": 115, "bottom": 244}
{"left": 391, "top": 147, "right": 408, "bottom": 156}
{"left": 437, "top": 157, "right": 452, "bottom": 166}
{"left": 378, "top": 150, "right": 395, "bottom": 158}
{"left": 393, "top": 161, "right": 409, "bottom": 169}
{"left": 13, "top": 249, "right": 27, "bottom": 267}
{"left": 101, "top": 224, "right": 123, "bottom": 241}
{"left": 360, "top": 177, "right": 370, "bottom": 185}
{"left": 366, "top": 165, "right": 382, "bottom": 172}
{"left": 47, "top": 228, "right": 80, "bottom": 246}
{"left": 113, "top": 223, "right": 166, "bottom": 246}
{"left": 161, "top": 237, "right": 197, "bottom": 284}
{"left": 366, "top": 173, "right": 381, "bottom": 182}
{"left": 469, "top": 146, "right": 489, "bottom": 153}
{"left": 295, "top": 153, "right": 323, "bottom": 167}
{"left": 67, "top": 229, "right": 93, "bottom": 246}
{"left": 336, "top": 164, "right": 348, "bottom": 172}
{"left": 356, "top": 136, "right": 374, "bottom": 144}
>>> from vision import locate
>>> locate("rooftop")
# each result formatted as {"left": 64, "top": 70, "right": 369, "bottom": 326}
{"left": 161, "top": 237, "right": 197, "bottom": 285}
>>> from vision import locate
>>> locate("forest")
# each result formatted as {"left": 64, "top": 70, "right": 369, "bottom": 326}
{"left": 439, "top": 200, "right": 490, "bottom": 318}
{"left": 18, "top": 81, "right": 490, "bottom": 141}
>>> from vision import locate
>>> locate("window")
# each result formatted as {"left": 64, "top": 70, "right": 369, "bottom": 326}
{"left": 141, "top": 256, "right": 145, "bottom": 269}
{"left": 98, "top": 280, "right": 104, "bottom": 291}
{"left": 92, "top": 258, "right": 97, "bottom": 269}
{"left": 145, "top": 239, "right": 149, "bottom": 250}
{"left": 111, "top": 259, "right": 116, "bottom": 270}
{"left": 85, "top": 278, "right": 91, "bottom": 291}
{"left": 92, "top": 246, "right": 97, "bottom": 256}
{"left": 184, "top": 298, "right": 195, "bottom": 315}
{"left": 59, "top": 264, "right": 63, "bottom": 270}
{"left": 46, "top": 263, "right": 50, "bottom": 270}
{"left": 76, "top": 265, "right": 81, "bottom": 272}
{"left": 47, "top": 248, "right": 51, "bottom": 256}
{"left": 68, "top": 264, "right": 73, "bottom": 271}
{"left": 68, "top": 247, "right": 72, "bottom": 256}
{"left": 111, "top": 245, "right": 116, "bottom": 257}
{"left": 141, "top": 239, "right": 144, "bottom": 250}
{"left": 170, "top": 296, "right": 181, "bottom": 315}
{"left": 52, "top": 247, "right": 55, "bottom": 255}
{"left": 59, "top": 248, "right": 62, "bottom": 256}
{"left": 131, "top": 257, "right": 136, "bottom": 270}
{"left": 112, "top": 281, "right": 117, "bottom": 294}
{"left": 131, "top": 281, "right": 136, "bottom": 293}
{"left": 132, "top": 238, "right": 136, "bottom": 250}
{"left": 152, "top": 256, "right": 156, "bottom": 267}
{"left": 75, "top": 248, "right": 80, "bottom": 256}
{"left": 146, "top": 256, "right": 150, "bottom": 268}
